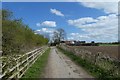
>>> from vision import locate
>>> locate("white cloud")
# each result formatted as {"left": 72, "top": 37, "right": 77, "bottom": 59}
{"left": 50, "top": 8, "right": 64, "bottom": 17}
{"left": 67, "top": 14, "right": 118, "bottom": 42}
{"left": 41, "top": 21, "right": 56, "bottom": 27}
{"left": 68, "top": 17, "right": 98, "bottom": 27}
{"left": 35, "top": 28, "right": 56, "bottom": 39}
{"left": 68, "top": 33, "right": 90, "bottom": 41}
{"left": 80, "top": 2, "right": 118, "bottom": 14}
{"left": 36, "top": 21, "right": 56, "bottom": 27}
{"left": 35, "top": 28, "right": 54, "bottom": 34}
{"left": 36, "top": 29, "right": 41, "bottom": 32}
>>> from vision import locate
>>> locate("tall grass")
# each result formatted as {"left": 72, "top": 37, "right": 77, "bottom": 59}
{"left": 57, "top": 46, "right": 119, "bottom": 80}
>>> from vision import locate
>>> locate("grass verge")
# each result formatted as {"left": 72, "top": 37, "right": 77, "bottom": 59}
{"left": 21, "top": 48, "right": 50, "bottom": 79}
{"left": 57, "top": 46, "right": 119, "bottom": 80}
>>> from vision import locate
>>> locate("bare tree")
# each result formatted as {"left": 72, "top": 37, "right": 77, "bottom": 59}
{"left": 57, "top": 28, "right": 66, "bottom": 41}
{"left": 53, "top": 28, "right": 66, "bottom": 45}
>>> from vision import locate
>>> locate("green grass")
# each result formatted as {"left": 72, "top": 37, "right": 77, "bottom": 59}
{"left": 21, "top": 48, "right": 50, "bottom": 79}
{"left": 57, "top": 46, "right": 119, "bottom": 80}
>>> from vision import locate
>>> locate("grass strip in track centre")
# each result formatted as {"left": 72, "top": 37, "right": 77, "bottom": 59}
{"left": 57, "top": 46, "right": 119, "bottom": 80}
{"left": 21, "top": 48, "right": 50, "bottom": 79}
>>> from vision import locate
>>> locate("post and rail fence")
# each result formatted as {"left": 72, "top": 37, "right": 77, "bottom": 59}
{"left": 0, "top": 46, "right": 48, "bottom": 79}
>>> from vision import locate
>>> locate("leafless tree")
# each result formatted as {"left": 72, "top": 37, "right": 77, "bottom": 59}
{"left": 53, "top": 28, "right": 66, "bottom": 44}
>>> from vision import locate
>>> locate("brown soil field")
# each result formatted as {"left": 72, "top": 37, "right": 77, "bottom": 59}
{"left": 67, "top": 46, "right": 119, "bottom": 59}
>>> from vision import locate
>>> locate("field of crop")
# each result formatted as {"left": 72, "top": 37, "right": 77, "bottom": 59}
{"left": 67, "top": 45, "right": 119, "bottom": 59}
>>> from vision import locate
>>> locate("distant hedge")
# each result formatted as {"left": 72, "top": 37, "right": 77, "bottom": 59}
{"left": 2, "top": 9, "right": 48, "bottom": 55}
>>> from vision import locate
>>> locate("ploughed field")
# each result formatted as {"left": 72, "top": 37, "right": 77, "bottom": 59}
{"left": 67, "top": 46, "right": 119, "bottom": 59}
{"left": 61, "top": 45, "right": 120, "bottom": 78}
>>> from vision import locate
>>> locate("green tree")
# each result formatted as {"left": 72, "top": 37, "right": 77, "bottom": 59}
{"left": 2, "top": 9, "right": 48, "bottom": 55}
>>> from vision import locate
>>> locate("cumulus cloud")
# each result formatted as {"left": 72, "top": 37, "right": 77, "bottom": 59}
{"left": 50, "top": 8, "right": 64, "bottom": 17}
{"left": 67, "top": 14, "right": 118, "bottom": 42}
{"left": 35, "top": 28, "right": 54, "bottom": 34}
{"left": 35, "top": 28, "right": 60, "bottom": 40}
{"left": 80, "top": 2, "right": 118, "bottom": 14}
{"left": 68, "top": 33, "right": 90, "bottom": 41}
{"left": 36, "top": 21, "right": 56, "bottom": 27}
{"left": 35, "top": 28, "right": 55, "bottom": 38}
{"left": 41, "top": 21, "right": 56, "bottom": 27}
{"left": 68, "top": 17, "right": 98, "bottom": 28}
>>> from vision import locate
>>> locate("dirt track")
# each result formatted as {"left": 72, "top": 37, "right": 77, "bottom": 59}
{"left": 42, "top": 47, "right": 93, "bottom": 78}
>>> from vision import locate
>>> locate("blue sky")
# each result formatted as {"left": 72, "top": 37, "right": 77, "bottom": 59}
{"left": 2, "top": 2, "right": 118, "bottom": 42}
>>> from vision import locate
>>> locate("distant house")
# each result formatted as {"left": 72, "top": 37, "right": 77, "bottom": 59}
{"left": 73, "top": 41, "right": 85, "bottom": 46}
{"left": 64, "top": 40, "right": 98, "bottom": 46}
{"left": 64, "top": 40, "right": 86, "bottom": 46}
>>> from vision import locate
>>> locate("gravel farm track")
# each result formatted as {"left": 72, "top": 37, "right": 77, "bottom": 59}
{"left": 42, "top": 47, "right": 93, "bottom": 78}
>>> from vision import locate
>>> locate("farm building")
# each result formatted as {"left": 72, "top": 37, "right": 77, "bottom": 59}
{"left": 64, "top": 40, "right": 98, "bottom": 46}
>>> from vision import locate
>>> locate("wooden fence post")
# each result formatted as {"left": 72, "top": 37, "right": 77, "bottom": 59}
{"left": 16, "top": 58, "right": 19, "bottom": 78}
{"left": 27, "top": 54, "right": 29, "bottom": 70}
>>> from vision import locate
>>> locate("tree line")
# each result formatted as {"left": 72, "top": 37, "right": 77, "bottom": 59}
{"left": 2, "top": 9, "right": 48, "bottom": 56}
